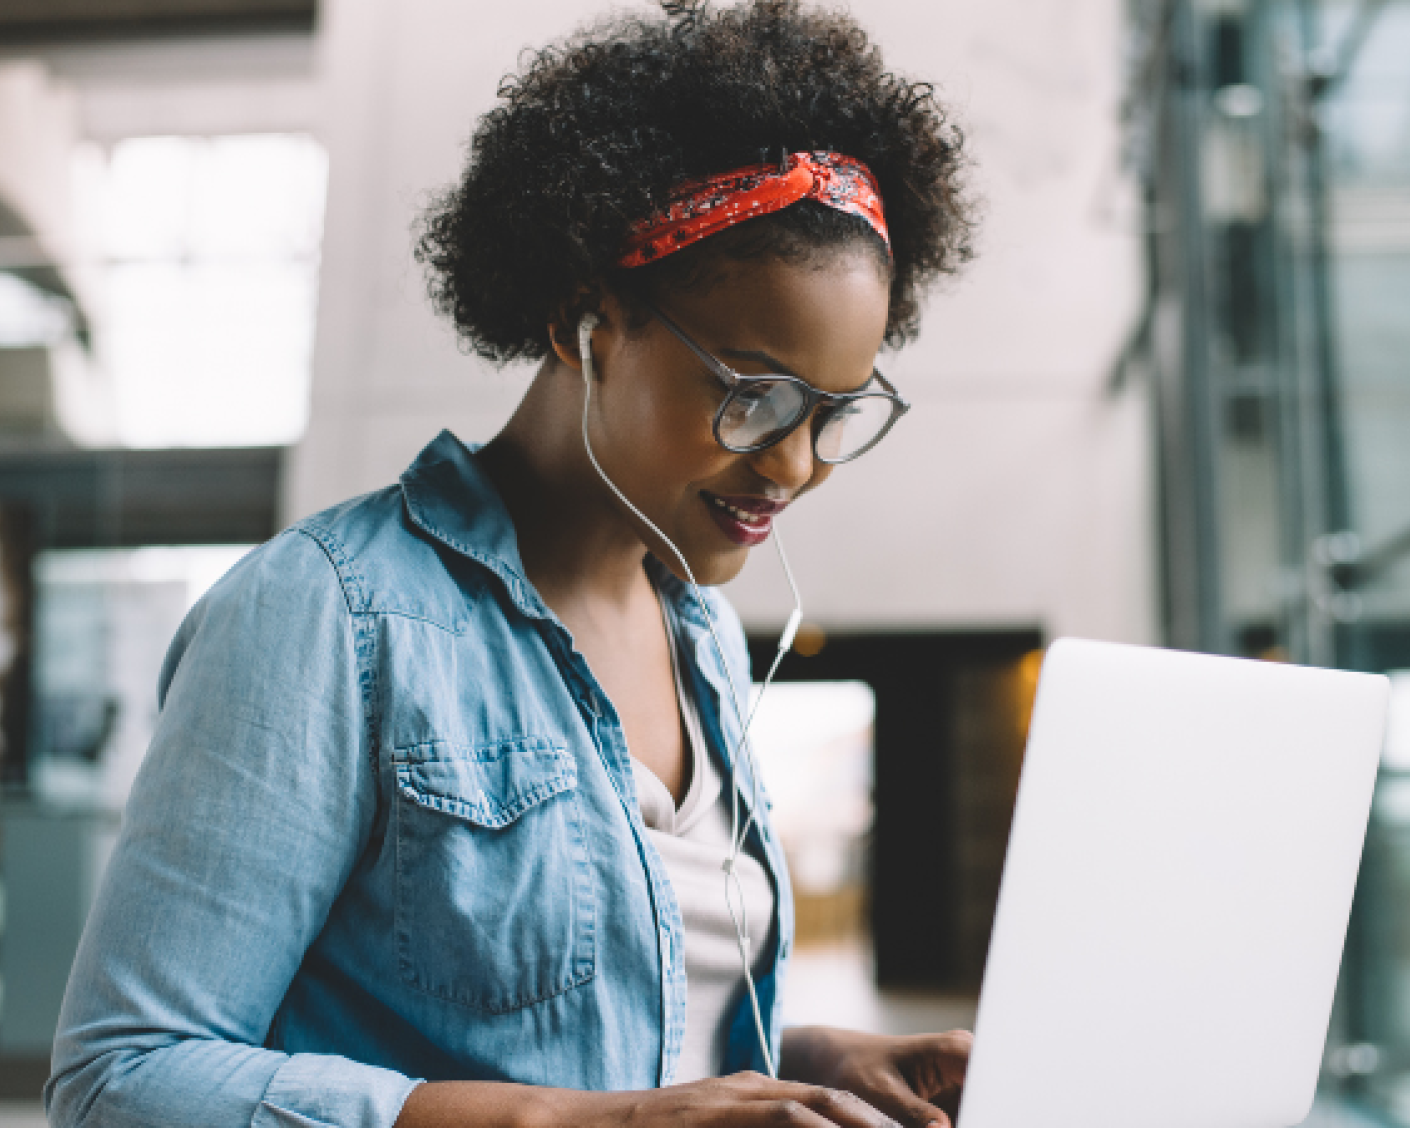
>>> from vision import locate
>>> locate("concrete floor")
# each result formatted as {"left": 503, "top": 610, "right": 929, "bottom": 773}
{"left": 780, "top": 940, "right": 977, "bottom": 1035}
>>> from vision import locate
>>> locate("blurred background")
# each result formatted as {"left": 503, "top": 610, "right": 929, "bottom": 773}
{"left": 0, "top": 0, "right": 1406, "bottom": 1124}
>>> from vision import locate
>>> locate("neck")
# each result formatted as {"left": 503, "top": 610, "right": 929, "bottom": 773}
{"left": 477, "top": 358, "right": 653, "bottom": 617}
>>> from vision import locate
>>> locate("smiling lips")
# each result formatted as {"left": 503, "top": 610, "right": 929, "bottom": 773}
{"left": 701, "top": 491, "right": 787, "bottom": 547}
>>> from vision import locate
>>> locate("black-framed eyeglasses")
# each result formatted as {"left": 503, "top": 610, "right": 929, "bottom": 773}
{"left": 647, "top": 303, "right": 909, "bottom": 465}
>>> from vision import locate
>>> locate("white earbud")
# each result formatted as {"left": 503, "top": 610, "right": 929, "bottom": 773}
{"left": 577, "top": 313, "right": 600, "bottom": 383}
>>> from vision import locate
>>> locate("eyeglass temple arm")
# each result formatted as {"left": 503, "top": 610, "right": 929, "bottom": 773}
{"left": 874, "top": 369, "right": 910, "bottom": 412}
{"left": 644, "top": 302, "right": 740, "bottom": 390}
{"left": 653, "top": 299, "right": 907, "bottom": 414}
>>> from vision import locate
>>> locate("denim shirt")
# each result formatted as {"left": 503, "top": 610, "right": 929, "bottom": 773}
{"left": 46, "top": 430, "right": 795, "bottom": 1128}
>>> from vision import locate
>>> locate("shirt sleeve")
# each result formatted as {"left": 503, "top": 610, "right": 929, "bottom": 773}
{"left": 45, "top": 529, "right": 421, "bottom": 1128}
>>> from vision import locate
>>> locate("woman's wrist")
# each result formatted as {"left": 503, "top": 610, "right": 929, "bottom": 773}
{"left": 394, "top": 1080, "right": 639, "bottom": 1128}
{"left": 780, "top": 1024, "right": 860, "bottom": 1086}
{"left": 527, "top": 1085, "right": 643, "bottom": 1128}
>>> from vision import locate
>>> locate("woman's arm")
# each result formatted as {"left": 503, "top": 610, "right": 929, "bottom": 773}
{"left": 394, "top": 1073, "right": 915, "bottom": 1128}
{"left": 46, "top": 531, "right": 416, "bottom": 1128}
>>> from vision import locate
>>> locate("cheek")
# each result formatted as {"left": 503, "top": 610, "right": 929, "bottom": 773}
{"left": 609, "top": 369, "right": 722, "bottom": 475}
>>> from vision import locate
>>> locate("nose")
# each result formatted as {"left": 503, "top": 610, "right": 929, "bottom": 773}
{"left": 750, "top": 418, "right": 818, "bottom": 494}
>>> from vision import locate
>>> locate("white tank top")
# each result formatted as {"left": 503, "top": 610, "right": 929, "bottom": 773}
{"left": 628, "top": 597, "right": 776, "bottom": 1082}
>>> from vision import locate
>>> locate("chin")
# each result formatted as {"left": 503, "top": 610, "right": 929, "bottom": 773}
{"left": 658, "top": 543, "right": 750, "bottom": 587}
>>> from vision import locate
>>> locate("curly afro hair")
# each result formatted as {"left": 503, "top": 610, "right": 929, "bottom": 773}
{"left": 417, "top": 0, "right": 973, "bottom": 365}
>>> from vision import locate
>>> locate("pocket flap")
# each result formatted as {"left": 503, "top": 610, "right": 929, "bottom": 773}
{"left": 394, "top": 736, "right": 576, "bottom": 828}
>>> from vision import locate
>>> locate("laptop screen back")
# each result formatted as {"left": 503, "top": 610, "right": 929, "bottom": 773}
{"left": 959, "top": 639, "right": 1388, "bottom": 1128}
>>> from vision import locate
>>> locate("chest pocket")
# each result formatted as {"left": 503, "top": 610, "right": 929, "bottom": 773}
{"left": 393, "top": 735, "right": 596, "bottom": 1013}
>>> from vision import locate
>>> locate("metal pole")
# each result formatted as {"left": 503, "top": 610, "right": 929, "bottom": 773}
{"left": 1172, "top": 0, "right": 1228, "bottom": 654}
{"left": 1297, "top": 0, "right": 1355, "bottom": 667}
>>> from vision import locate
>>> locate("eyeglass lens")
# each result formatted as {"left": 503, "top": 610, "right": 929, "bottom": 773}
{"left": 814, "top": 395, "right": 895, "bottom": 462}
{"left": 718, "top": 381, "right": 810, "bottom": 450}
{"left": 718, "top": 379, "right": 895, "bottom": 462}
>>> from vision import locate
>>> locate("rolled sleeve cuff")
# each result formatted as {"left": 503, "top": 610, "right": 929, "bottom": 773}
{"left": 251, "top": 1053, "right": 421, "bottom": 1128}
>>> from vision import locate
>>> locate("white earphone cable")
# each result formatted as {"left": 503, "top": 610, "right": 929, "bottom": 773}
{"left": 577, "top": 315, "right": 800, "bottom": 1079}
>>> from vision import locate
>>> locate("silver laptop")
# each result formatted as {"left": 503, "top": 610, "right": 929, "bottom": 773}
{"left": 959, "top": 639, "right": 1389, "bottom": 1128}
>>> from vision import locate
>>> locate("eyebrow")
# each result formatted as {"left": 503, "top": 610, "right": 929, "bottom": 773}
{"left": 719, "top": 347, "right": 878, "bottom": 396}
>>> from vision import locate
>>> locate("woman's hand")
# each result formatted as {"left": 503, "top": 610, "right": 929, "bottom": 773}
{"left": 395, "top": 1029, "right": 971, "bottom": 1128}
{"left": 397, "top": 1071, "right": 921, "bottom": 1127}
{"left": 779, "top": 1025, "right": 973, "bottom": 1128}
{"left": 601, "top": 1071, "right": 940, "bottom": 1127}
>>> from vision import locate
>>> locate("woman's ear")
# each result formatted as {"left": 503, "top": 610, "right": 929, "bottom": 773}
{"left": 548, "top": 288, "right": 609, "bottom": 371}
{"left": 547, "top": 317, "right": 582, "bottom": 371}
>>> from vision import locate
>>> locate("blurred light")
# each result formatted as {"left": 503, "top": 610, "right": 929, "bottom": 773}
{"left": 749, "top": 680, "right": 874, "bottom": 759}
{"left": 0, "top": 272, "right": 75, "bottom": 348}
{"left": 1325, "top": 591, "right": 1365, "bottom": 624}
{"left": 1314, "top": 530, "right": 1362, "bottom": 566}
{"left": 1305, "top": 46, "right": 1340, "bottom": 82}
{"left": 1017, "top": 647, "right": 1045, "bottom": 690}
{"left": 1326, "top": 1042, "right": 1382, "bottom": 1077}
{"left": 1382, "top": 671, "right": 1410, "bottom": 771}
{"left": 1214, "top": 83, "right": 1266, "bottom": 119}
{"left": 74, "top": 133, "right": 328, "bottom": 448}
{"left": 747, "top": 680, "right": 874, "bottom": 897}
{"left": 36, "top": 544, "right": 252, "bottom": 611}
{"left": 792, "top": 621, "right": 827, "bottom": 657}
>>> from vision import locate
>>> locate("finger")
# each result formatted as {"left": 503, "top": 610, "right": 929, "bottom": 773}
{"left": 659, "top": 1079, "right": 890, "bottom": 1128}
{"left": 796, "top": 1084, "right": 907, "bottom": 1128}
{"left": 722, "top": 1074, "right": 909, "bottom": 1128}
{"left": 714, "top": 1074, "right": 888, "bottom": 1127}
{"left": 858, "top": 1075, "right": 952, "bottom": 1128}
{"left": 898, "top": 1030, "right": 973, "bottom": 1097}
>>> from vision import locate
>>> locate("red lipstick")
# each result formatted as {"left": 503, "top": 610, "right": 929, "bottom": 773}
{"left": 701, "top": 492, "right": 787, "bottom": 547}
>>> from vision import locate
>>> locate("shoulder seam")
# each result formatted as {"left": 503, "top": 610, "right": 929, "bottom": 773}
{"left": 290, "top": 525, "right": 384, "bottom": 812}
{"left": 293, "top": 522, "right": 371, "bottom": 615}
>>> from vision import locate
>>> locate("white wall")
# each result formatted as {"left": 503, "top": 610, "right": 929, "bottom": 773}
{"left": 287, "top": 0, "right": 1156, "bottom": 644}
{"left": 0, "top": 59, "right": 117, "bottom": 444}
{"left": 38, "top": 33, "right": 321, "bottom": 143}
{"left": 0, "top": 61, "right": 80, "bottom": 254}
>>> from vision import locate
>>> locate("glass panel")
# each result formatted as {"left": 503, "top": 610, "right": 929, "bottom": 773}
{"left": 1324, "top": 2, "right": 1410, "bottom": 638}
{"left": 28, "top": 546, "right": 251, "bottom": 808}
{"left": 0, "top": 547, "right": 249, "bottom": 1064}
{"left": 1136, "top": 0, "right": 1410, "bottom": 1118}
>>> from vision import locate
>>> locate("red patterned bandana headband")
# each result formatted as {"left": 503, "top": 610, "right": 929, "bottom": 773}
{"left": 618, "top": 151, "right": 889, "bottom": 269}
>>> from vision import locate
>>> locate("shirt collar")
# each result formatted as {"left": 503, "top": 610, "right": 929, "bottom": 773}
{"left": 399, "top": 430, "right": 706, "bottom": 631}
{"left": 644, "top": 555, "right": 708, "bottom": 628}
{"left": 399, "top": 430, "right": 554, "bottom": 621}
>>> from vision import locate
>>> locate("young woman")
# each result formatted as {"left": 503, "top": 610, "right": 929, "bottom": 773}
{"left": 47, "top": 2, "right": 975, "bottom": 1126}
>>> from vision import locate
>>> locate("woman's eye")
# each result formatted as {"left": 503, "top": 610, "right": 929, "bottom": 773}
{"left": 735, "top": 384, "right": 773, "bottom": 407}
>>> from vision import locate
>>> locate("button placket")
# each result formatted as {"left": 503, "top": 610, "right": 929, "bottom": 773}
{"left": 545, "top": 620, "right": 686, "bottom": 1083}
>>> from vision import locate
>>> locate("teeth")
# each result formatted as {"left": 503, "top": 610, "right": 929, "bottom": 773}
{"left": 709, "top": 496, "right": 767, "bottom": 526}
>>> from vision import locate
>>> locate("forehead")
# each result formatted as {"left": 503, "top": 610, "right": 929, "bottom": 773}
{"left": 658, "top": 252, "right": 890, "bottom": 392}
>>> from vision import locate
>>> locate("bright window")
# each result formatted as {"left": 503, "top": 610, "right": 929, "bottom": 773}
{"left": 72, "top": 133, "right": 327, "bottom": 447}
